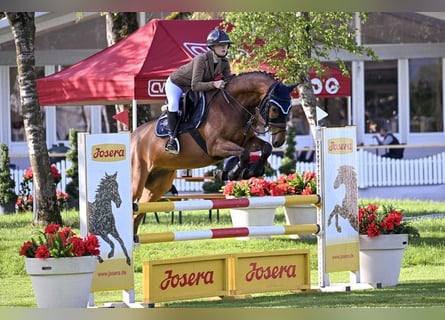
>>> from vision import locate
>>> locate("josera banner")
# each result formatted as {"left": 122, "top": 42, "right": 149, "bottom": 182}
{"left": 321, "top": 127, "right": 359, "bottom": 273}
{"left": 78, "top": 132, "right": 134, "bottom": 292}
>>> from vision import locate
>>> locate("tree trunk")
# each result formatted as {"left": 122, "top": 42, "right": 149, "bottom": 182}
{"left": 298, "top": 12, "right": 319, "bottom": 141}
{"left": 105, "top": 12, "right": 139, "bottom": 132}
{"left": 297, "top": 76, "right": 318, "bottom": 139}
{"left": 6, "top": 12, "right": 62, "bottom": 225}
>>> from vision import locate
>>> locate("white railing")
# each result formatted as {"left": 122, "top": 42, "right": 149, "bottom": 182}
{"left": 357, "top": 150, "right": 445, "bottom": 188}
{"left": 10, "top": 150, "right": 445, "bottom": 194}
{"left": 11, "top": 161, "right": 72, "bottom": 194}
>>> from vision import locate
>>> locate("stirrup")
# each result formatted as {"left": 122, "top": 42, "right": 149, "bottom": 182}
{"left": 165, "top": 138, "right": 180, "bottom": 155}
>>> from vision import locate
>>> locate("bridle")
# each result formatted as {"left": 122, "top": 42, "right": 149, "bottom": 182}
{"left": 220, "top": 81, "right": 292, "bottom": 136}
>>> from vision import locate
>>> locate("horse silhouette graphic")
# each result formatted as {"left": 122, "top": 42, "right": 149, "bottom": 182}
{"left": 327, "top": 165, "right": 359, "bottom": 233}
{"left": 87, "top": 172, "right": 131, "bottom": 265}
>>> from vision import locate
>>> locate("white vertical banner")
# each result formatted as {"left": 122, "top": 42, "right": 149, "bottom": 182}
{"left": 79, "top": 132, "right": 134, "bottom": 293}
{"left": 319, "top": 127, "right": 359, "bottom": 286}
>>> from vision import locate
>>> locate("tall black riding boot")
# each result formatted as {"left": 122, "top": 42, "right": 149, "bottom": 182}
{"left": 165, "top": 111, "right": 180, "bottom": 154}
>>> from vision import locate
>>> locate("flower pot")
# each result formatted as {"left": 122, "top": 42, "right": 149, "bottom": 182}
{"left": 359, "top": 234, "right": 408, "bottom": 287}
{"left": 25, "top": 256, "right": 97, "bottom": 308}
{"left": 229, "top": 207, "right": 276, "bottom": 240}
{"left": 283, "top": 204, "right": 317, "bottom": 239}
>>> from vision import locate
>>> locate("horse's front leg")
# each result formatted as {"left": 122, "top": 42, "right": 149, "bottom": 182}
{"left": 243, "top": 138, "right": 272, "bottom": 179}
{"left": 226, "top": 149, "right": 250, "bottom": 180}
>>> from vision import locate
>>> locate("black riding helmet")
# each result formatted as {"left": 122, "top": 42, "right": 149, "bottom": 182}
{"left": 206, "top": 29, "right": 233, "bottom": 48}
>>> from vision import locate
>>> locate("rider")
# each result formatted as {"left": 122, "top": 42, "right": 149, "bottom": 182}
{"left": 164, "top": 29, "right": 233, "bottom": 154}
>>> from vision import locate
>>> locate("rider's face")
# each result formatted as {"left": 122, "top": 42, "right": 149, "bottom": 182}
{"left": 212, "top": 43, "right": 229, "bottom": 57}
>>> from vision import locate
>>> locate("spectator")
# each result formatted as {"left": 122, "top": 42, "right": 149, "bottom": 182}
{"left": 373, "top": 127, "right": 404, "bottom": 159}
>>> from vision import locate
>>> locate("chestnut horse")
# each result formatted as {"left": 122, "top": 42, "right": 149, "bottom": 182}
{"left": 131, "top": 71, "right": 297, "bottom": 234}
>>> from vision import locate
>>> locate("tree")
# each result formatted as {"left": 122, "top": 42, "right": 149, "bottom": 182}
{"left": 222, "top": 12, "right": 377, "bottom": 138}
{"left": 5, "top": 12, "right": 62, "bottom": 225}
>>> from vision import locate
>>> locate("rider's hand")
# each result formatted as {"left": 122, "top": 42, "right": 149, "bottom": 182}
{"left": 213, "top": 80, "right": 225, "bottom": 89}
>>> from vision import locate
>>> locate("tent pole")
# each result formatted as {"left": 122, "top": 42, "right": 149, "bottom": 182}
{"left": 132, "top": 99, "right": 137, "bottom": 131}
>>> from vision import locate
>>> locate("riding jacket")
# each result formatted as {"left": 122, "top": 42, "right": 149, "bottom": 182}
{"left": 169, "top": 50, "right": 231, "bottom": 92}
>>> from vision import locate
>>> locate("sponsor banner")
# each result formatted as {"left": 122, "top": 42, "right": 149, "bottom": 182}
{"left": 321, "top": 127, "right": 359, "bottom": 273}
{"left": 142, "top": 250, "right": 310, "bottom": 303}
{"left": 143, "top": 255, "right": 230, "bottom": 303}
{"left": 79, "top": 132, "right": 134, "bottom": 292}
{"left": 231, "top": 250, "right": 310, "bottom": 295}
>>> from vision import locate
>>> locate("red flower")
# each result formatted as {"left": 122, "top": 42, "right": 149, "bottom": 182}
{"left": 35, "top": 245, "right": 50, "bottom": 259}
{"left": 22, "top": 165, "right": 62, "bottom": 184}
{"left": 358, "top": 204, "right": 416, "bottom": 238}
{"left": 272, "top": 172, "right": 317, "bottom": 195}
{"left": 23, "top": 167, "right": 33, "bottom": 181}
{"left": 19, "top": 224, "right": 100, "bottom": 259}
{"left": 84, "top": 234, "right": 100, "bottom": 256}
{"left": 69, "top": 237, "right": 85, "bottom": 257}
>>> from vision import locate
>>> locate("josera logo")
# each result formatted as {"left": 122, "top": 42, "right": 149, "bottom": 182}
{"left": 328, "top": 138, "right": 353, "bottom": 154}
{"left": 91, "top": 144, "right": 126, "bottom": 161}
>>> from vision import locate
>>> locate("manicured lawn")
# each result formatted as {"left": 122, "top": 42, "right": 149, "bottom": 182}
{"left": 1, "top": 199, "right": 444, "bottom": 308}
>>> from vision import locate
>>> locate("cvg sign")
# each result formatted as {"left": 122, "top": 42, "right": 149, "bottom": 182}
{"left": 311, "top": 77, "right": 340, "bottom": 96}
{"left": 148, "top": 79, "right": 167, "bottom": 97}
{"left": 147, "top": 42, "right": 210, "bottom": 98}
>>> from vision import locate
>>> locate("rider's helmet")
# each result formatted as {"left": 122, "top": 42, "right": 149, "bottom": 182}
{"left": 206, "top": 29, "right": 233, "bottom": 48}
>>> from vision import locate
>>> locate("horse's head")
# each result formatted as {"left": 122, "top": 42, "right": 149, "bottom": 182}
{"left": 333, "top": 165, "right": 356, "bottom": 189}
{"left": 258, "top": 81, "right": 298, "bottom": 147}
{"left": 103, "top": 172, "right": 122, "bottom": 208}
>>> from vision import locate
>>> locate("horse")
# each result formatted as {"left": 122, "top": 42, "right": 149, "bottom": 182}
{"left": 327, "top": 165, "right": 359, "bottom": 233}
{"left": 131, "top": 71, "right": 298, "bottom": 235}
{"left": 88, "top": 172, "right": 131, "bottom": 266}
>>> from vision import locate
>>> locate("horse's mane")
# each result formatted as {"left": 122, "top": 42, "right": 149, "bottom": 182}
{"left": 225, "top": 71, "right": 277, "bottom": 82}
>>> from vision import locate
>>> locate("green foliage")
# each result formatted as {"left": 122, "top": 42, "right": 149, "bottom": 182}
{"left": 202, "top": 180, "right": 225, "bottom": 193}
{"left": 0, "top": 144, "right": 17, "bottom": 205}
{"left": 279, "top": 125, "right": 297, "bottom": 174}
{"left": 65, "top": 129, "right": 79, "bottom": 201}
{"left": 222, "top": 12, "right": 378, "bottom": 83}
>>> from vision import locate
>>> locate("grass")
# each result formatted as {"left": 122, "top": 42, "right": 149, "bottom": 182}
{"left": 0, "top": 198, "right": 444, "bottom": 308}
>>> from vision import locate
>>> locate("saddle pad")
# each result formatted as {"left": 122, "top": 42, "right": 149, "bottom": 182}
{"left": 155, "top": 95, "right": 207, "bottom": 137}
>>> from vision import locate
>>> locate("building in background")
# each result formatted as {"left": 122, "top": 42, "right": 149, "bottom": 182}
{"left": 1, "top": 12, "right": 445, "bottom": 168}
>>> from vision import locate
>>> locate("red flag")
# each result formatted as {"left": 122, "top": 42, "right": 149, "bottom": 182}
{"left": 112, "top": 109, "right": 129, "bottom": 126}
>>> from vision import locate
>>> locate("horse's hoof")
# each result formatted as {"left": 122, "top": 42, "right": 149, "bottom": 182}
{"left": 214, "top": 170, "right": 229, "bottom": 181}
{"left": 214, "top": 170, "right": 223, "bottom": 181}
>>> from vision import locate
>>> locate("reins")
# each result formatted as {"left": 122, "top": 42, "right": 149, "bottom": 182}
{"left": 220, "top": 82, "right": 286, "bottom": 135}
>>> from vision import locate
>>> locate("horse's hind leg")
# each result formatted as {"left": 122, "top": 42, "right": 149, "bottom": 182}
{"left": 133, "top": 187, "right": 154, "bottom": 235}
{"left": 100, "top": 234, "right": 115, "bottom": 259}
{"left": 111, "top": 231, "right": 131, "bottom": 266}
{"left": 328, "top": 205, "right": 342, "bottom": 233}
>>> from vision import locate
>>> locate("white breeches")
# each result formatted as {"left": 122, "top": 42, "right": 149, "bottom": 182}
{"left": 165, "top": 77, "right": 184, "bottom": 112}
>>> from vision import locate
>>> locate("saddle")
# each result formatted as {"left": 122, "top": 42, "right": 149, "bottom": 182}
{"left": 155, "top": 90, "right": 207, "bottom": 138}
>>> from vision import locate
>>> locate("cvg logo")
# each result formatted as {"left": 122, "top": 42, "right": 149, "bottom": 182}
{"left": 311, "top": 77, "right": 340, "bottom": 95}
{"left": 148, "top": 79, "right": 167, "bottom": 97}
{"left": 183, "top": 42, "right": 210, "bottom": 57}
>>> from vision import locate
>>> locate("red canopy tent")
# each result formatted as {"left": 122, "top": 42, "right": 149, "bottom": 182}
{"left": 36, "top": 19, "right": 224, "bottom": 106}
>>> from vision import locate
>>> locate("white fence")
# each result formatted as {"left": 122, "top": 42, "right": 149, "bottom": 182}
{"left": 11, "top": 161, "right": 72, "bottom": 194}
{"left": 357, "top": 150, "right": 445, "bottom": 188}
{"left": 10, "top": 150, "right": 445, "bottom": 194}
